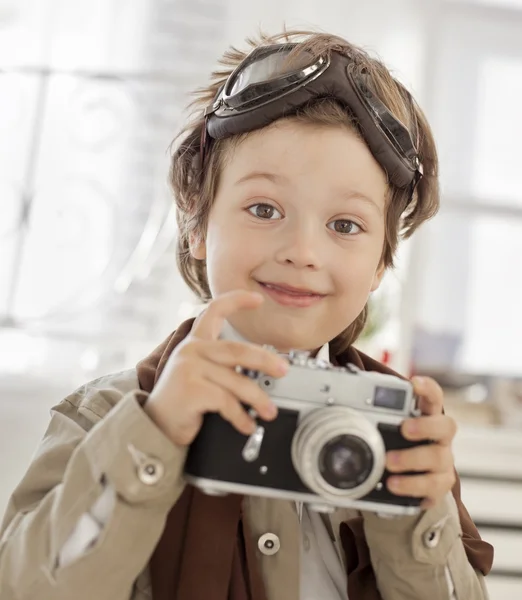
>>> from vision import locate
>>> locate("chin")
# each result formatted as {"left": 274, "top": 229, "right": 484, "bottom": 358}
{"left": 228, "top": 307, "right": 339, "bottom": 352}
{"left": 250, "top": 324, "right": 325, "bottom": 354}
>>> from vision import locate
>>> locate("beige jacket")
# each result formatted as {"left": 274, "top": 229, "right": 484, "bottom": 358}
{"left": 0, "top": 369, "right": 489, "bottom": 600}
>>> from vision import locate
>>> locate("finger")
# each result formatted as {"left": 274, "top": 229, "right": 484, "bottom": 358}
{"left": 191, "top": 382, "right": 257, "bottom": 436}
{"left": 387, "top": 470, "right": 456, "bottom": 500}
{"left": 420, "top": 498, "right": 439, "bottom": 510}
{"left": 386, "top": 444, "right": 454, "bottom": 474}
{"left": 401, "top": 414, "right": 457, "bottom": 446}
{"left": 219, "top": 397, "right": 258, "bottom": 436}
{"left": 191, "top": 290, "right": 264, "bottom": 341}
{"left": 411, "top": 376, "right": 444, "bottom": 416}
{"left": 203, "top": 364, "right": 278, "bottom": 422}
{"left": 196, "top": 340, "right": 288, "bottom": 378}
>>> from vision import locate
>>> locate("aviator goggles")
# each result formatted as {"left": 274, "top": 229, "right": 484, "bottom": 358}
{"left": 202, "top": 43, "right": 423, "bottom": 193}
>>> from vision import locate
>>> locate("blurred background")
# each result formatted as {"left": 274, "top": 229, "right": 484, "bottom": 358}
{"left": 0, "top": 0, "right": 521, "bottom": 597}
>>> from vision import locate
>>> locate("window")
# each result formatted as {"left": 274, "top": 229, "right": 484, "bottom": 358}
{"left": 410, "top": 1, "right": 522, "bottom": 375}
{"left": 0, "top": 0, "right": 226, "bottom": 381}
{"left": 472, "top": 56, "right": 522, "bottom": 206}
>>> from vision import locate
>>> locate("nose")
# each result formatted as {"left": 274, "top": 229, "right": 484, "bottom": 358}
{"left": 274, "top": 220, "right": 322, "bottom": 270}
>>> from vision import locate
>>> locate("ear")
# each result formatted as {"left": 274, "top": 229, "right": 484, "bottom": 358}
{"left": 188, "top": 232, "right": 206, "bottom": 260}
{"left": 370, "top": 262, "right": 386, "bottom": 292}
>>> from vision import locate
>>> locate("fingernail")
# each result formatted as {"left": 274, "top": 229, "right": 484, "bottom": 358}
{"left": 246, "top": 421, "right": 257, "bottom": 435}
{"left": 404, "top": 420, "right": 418, "bottom": 436}
{"left": 388, "top": 451, "right": 400, "bottom": 465}
{"left": 412, "top": 376, "right": 425, "bottom": 388}
{"left": 265, "top": 403, "right": 278, "bottom": 419}
{"left": 388, "top": 477, "right": 401, "bottom": 491}
{"left": 278, "top": 360, "right": 289, "bottom": 374}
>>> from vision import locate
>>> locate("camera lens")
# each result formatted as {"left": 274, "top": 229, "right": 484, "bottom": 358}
{"left": 291, "top": 407, "right": 386, "bottom": 502}
{"left": 318, "top": 435, "right": 374, "bottom": 489}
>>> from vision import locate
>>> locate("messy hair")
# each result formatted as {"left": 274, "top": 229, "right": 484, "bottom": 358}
{"left": 170, "top": 30, "right": 439, "bottom": 353}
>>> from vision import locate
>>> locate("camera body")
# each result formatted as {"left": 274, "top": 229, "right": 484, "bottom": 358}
{"left": 184, "top": 350, "right": 426, "bottom": 516}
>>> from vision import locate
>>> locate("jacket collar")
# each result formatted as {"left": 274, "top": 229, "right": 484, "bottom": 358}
{"left": 219, "top": 319, "right": 330, "bottom": 362}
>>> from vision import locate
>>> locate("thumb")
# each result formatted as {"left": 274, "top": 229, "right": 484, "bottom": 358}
{"left": 191, "top": 290, "right": 264, "bottom": 341}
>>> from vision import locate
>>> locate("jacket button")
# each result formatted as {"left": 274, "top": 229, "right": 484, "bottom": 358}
{"left": 423, "top": 526, "right": 442, "bottom": 548}
{"left": 127, "top": 443, "right": 164, "bottom": 486}
{"left": 422, "top": 514, "right": 450, "bottom": 549}
{"left": 258, "top": 533, "right": 280, "bottom": 556}
{"left": 137, "top": 458, "right": 164, "bottom": 485}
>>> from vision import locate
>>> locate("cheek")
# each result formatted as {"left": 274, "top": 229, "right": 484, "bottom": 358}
{"left": 337, "top": 267, "right": 376, "bottom": 298}
{"left": 204, "top": 226, "right": 261, "bottom": 291}
{"left": 331, "top": 252, "right": 383, "bottom": 309}
{"left": 207, "top": 224, "right": 250, "bottom": 263}
{"left": 337, "top": 240, "right": 383, "bottom": 279}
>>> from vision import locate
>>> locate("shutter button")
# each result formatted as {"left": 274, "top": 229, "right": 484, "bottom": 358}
{"left": 258, "top": 533, "right": 280, "bottom": 556}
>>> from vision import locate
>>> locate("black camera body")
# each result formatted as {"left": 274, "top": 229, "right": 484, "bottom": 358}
{"left": 184, "top": 350, "right": 426, "bottom": 515}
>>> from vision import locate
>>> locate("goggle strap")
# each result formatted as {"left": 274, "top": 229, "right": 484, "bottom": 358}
{"left": 407, "top": 167, "right": 423, "bottom": 206}
{"left": 199, "top": 116, "right": 210, "bottom": 170}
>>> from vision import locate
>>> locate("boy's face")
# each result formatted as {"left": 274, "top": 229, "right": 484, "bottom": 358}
{"left": 191, "top": 120, "right": 388, "bottom": 352}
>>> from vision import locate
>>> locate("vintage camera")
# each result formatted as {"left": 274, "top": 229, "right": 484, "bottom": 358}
{"left": 184, "top": 350, "right": 426, "bottom": 516}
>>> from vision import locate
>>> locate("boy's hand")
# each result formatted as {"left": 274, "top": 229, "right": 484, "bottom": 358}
{"left": 385, "top": 376, "right": 457, "bottom": 509}
{"left": 143, "top": 290, "right": 288, "bottom": 447}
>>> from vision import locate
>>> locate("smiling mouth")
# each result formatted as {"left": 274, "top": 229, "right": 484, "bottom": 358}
{"left": 259, "top": 282, "right": 325, "bottom": 296}
{"left": 256, "top": 281, "right": 326, "bottom": 307}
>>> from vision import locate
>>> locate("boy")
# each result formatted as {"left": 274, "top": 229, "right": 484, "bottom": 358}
{"left": 0, "top": 30, "right": 493, "bottom": 600}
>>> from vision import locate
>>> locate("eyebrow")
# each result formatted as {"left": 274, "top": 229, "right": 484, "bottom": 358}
{"left": 235, "top": 171, "right": 383, "bottom": 214}
{"left": 339, "top": 190, "right": 384, "bottom": 215}
{"left": 235, "top": 171, "right": 288, "bottom": 186}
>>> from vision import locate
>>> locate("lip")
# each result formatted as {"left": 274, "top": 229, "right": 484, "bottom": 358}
{"left": 257, "top": 281, "right": 326, "bottom": 308}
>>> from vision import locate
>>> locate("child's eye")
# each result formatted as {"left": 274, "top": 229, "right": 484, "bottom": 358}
{"left": 247, "top": 203, "right": 282, "bottom": 220}
{"left": 327, "top": 219, "right": 362, "bottom": 235}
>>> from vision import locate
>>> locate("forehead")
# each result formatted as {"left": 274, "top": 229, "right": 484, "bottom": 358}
{"left": 220, "top": 120, "right": 388, "bottom": 202}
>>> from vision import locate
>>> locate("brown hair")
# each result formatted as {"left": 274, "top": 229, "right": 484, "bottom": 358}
{"left": 170, "top": 30, "right": 439, "bottom": 352}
